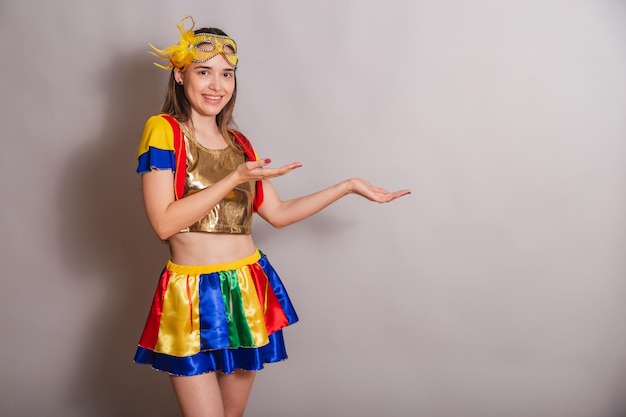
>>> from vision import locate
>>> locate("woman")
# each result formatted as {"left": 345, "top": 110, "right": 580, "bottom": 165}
{"left": 134, "top": 16, "right": 410, "bottom": 417}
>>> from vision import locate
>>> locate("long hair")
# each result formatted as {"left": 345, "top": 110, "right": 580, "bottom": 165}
{"left": 160, "top": 27, "right": 239, "bottom": 149}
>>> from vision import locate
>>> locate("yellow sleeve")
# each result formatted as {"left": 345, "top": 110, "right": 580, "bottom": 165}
{"left": 136, "top": 115, "right": 177, "bottom": 173}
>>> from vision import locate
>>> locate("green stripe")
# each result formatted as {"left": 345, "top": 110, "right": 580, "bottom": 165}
{"left": 219, "top": 270, "right": 254, "bottom": 347}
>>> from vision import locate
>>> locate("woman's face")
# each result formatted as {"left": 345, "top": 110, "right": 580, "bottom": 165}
{"left": 175, "top": 53, "right": 236, "bottom": 118}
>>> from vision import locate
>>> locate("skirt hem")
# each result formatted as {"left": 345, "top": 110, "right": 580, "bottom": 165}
{"left": 133, "top": 356, "right": 288, "bottom": 377}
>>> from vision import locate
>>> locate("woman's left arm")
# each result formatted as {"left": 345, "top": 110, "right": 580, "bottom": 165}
{"left": 257, "top": 178, "right": 410, "bottom": 229}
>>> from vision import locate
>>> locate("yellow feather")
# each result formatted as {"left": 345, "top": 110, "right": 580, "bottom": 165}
{"left": 148, "top": 15, "right": 197, "bottom": 71}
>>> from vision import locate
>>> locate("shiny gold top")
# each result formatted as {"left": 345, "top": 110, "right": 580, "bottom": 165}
{"left": 180, "top": 131, "right": 254, "bottom": 234}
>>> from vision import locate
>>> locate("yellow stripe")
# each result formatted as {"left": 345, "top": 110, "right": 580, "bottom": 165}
{"left": 154, "top": 273, "right": 201, "bottom": 357}
{"left": 137, "top": 115, "right": 176, "bottom": 156}
{"left": 166, "top": 251, "right": 261, "bottom": 275}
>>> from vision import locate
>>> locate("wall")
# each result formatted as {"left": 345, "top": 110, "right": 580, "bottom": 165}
{"left": 1, "top": 1, "right": 625, "bottom": 416}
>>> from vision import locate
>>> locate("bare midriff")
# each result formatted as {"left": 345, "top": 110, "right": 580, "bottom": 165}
{"left": 168, "top": 232, "right": 258, "bottom": 266}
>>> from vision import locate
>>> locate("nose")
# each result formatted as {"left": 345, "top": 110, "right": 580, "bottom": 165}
{"left": 208, "top": 73, "right": 222, "bottom": 91}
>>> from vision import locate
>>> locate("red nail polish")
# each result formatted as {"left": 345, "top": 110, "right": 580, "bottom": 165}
{"left": 264, "top": 158, "right": 271, "bottom": 163}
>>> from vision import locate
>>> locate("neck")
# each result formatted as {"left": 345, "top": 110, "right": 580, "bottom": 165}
{"left": 186, "top": 114, "right": 227, "bottom": 148}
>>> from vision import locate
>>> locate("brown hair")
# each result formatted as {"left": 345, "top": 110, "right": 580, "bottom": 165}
{"left": 160, "top": 27, "right": 240, "bottom": 150}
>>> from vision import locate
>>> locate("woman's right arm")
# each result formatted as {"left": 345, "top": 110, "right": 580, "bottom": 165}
{"left": 141, "top": 159, "right": 301, "bottom": 240}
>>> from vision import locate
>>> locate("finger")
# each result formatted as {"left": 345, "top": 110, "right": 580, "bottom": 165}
{"left": 254, "top": 163, "right": 302, "bottom": 179}
{"left": 255, "top": 159, "right": 301, "bottom": 170}
{"left": 392, "top": 189, "right": 411, "bottom": 197}
{"left": 276, "top": 161, "right": 302, "bottom": 170}
{"left": 275, "top": 162, "right": 302, "bottom": 173}
{"left": 245, "top": 159, "right": 271, "bottom": 172}
{"left": 385, "top": 190, "right": 411, "bottom": 201}
{"left": 255, "top": 158, "right": 272, "bottom": 168}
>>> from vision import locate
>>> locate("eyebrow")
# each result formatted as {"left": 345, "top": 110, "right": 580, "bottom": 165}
{"left": 194, "top": 66, "right": 235, "bottom": 72}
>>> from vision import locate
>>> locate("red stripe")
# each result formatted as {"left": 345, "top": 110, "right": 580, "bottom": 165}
{"left": 249, "top": 263, "right": 288, "bottom": 334}
{"left": 230, "top": 130, "right": 264, "bottom": 211}
{"left": 138, "top": 269, "right": 172, "bottom": 349}
{"left": 186, "top": 275, "right": 193, "bottom": 333}
{"left": 161, "top": 115, "right": 186, "bottom": 200}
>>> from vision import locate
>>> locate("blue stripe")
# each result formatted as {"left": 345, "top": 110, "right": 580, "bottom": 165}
{"left": 134, "top": 331, "right": 288, "bottom": 376}
{"left": 198, "top": 272, "right": 230, "bottom": 350}
{"left": 136, "top": 147, "right": 176, "bottom": 173}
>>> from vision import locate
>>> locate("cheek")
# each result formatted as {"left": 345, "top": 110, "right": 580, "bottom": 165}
{"left": 223, "top": 81, "right": 235, "bottom": 95}
{"left": 228, "top": 78, "right": 237, "bottom": 92}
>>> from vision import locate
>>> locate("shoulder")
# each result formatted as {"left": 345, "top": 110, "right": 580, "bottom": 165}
{"left": 136, "top": 114, "right": 180, "bottom": 173}
{"left": 143, "top": 114, "right": 179, "bottom": 135}
{"left": 138, "top": 114, "right": 179, "bottom": 152}
{"left": 229, "top": 129, "right": 256, "bottom": 155}
{"left": 229, "top": 129, "right": 248, "bottom": 141}
{"left": 231, "top": 129, "right": 259, "bottom": 160}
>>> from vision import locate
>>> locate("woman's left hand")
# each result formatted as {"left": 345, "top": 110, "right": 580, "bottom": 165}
{"left": 347, "top": 178, "right": 411, "bottom": 203}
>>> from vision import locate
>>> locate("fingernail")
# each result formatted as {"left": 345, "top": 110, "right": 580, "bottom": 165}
{"left": 264, "top": 158, "right": 271, "bottom": 163}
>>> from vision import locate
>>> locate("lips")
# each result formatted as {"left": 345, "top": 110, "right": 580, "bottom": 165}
{"left": 203, "top": 94, "right": 222, "bottom": 102}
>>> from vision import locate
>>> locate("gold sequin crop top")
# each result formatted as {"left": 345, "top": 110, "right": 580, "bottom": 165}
{"left": 180, "top": 133, "right": 255, "bottom": 234}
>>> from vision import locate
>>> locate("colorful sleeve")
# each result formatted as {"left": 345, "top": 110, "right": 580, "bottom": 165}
{"left": 136, "top": 115, "right": 177, "bottom": 174}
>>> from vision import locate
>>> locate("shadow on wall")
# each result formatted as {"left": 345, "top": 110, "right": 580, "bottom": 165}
{"left": 56, "top": 51, "right": 180, "bottom": 417}
{"left": 52, "top": 47, "right": 357, "bottom": 417}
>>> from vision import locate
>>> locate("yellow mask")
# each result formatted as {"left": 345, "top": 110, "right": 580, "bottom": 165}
{"left": 192, "top": 33, "right": 238, "bottom": 67}
{"left": 149, "top": 16, "right": 238, "bottom": 71}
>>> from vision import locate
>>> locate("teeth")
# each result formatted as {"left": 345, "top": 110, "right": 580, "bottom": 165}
{"left": 204, "top": 95, "right": 221, "bottom": 100}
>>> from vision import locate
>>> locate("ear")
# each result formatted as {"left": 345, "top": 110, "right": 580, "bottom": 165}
{"left": 174, "top": 68, "right": 184, "bottom": 85}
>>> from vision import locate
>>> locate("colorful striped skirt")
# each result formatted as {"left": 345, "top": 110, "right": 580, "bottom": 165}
{"left": 134, "top": 250, "right": 298, "bottom": 376}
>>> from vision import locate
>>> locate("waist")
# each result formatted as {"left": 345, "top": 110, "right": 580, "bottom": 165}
{"left": 168, "top": 232, "right": 258, "bottom": 266}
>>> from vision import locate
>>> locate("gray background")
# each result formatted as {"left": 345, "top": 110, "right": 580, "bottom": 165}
{"left": 1, "top": 1, "right": 625, "bottom": 416}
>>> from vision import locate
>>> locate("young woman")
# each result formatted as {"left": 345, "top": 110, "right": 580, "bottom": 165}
{"left": 134, "top": 16, "right": 410, "bottom": 417}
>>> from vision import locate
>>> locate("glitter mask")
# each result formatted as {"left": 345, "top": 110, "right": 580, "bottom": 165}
{"left": 149, "top": 16, "right": 238, "bottom": 70}
{"left": 192, "top": 34, "right": 238, "bottom": 67}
